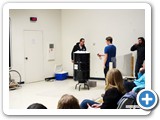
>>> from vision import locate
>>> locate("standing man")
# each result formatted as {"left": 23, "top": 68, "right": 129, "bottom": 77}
{"left": 98, "top": 36, "right": 116, "bottom": 78}
{"left": 130, "top": 37, "right": 145, "bottom": 78}
{"left": 71, "top": 38, "right": 86, "bottom": 63}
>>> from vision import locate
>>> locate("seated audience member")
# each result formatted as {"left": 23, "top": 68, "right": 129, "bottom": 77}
{"left": 27, "top": 103, "right": 47, "bottom": 109}
{"left": 124, "top": 60, "right": 145, "bottom": 93}
{"left": 80, "top": 68, "right": 126, "bottom": 109}
{"left": 57, "top": 94, "right": 80, "bottom": 109}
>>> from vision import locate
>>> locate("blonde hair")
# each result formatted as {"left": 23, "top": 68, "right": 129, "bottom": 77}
{"left": 105, "top": 68, "right": 126, "bottom": 94}
{"left": 57, "top": 94, "right": 80, "bottom": 109}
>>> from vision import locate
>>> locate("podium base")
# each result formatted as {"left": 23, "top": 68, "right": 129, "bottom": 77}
{"left": 75, "top": 81, "right": 89, "bottom": 91}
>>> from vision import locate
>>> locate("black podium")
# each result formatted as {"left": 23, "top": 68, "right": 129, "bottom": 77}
{"left": 73, "top": 51, "right": 90, "bottom": 91}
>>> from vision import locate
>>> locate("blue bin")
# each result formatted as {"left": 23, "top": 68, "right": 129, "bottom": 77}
{"left": 55, "top": 72, "right": 68, "bottom": 80}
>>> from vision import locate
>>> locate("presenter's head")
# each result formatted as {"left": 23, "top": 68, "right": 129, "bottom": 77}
{"left": 79, "top": 38, "right": 85, "bottom": 46}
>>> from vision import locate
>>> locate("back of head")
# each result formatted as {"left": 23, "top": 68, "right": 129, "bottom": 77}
{"left": 27, "top": 103, "right": 47, "bottom": 109}
{"left": 105, "top": 68, "right": 126, "bottom": 94}
{"left": 57, "top": 94, "right": 80, "bottom": 109}
{"left": 106, "top": 36, "right": 113, "bottom": 43}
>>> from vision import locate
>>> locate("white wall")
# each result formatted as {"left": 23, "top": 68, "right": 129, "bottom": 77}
{"left": 10, "top": 9, "right": 145, "bottom": 81}
{"left": 10, "top": 9, "right": 61, "bottom": 82}
{"left": 61, "top": 9, "right": 145, "bottom": 78}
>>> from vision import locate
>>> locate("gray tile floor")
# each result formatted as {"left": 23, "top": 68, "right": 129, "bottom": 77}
{"left": 9, "top": 79, "right": 105, "bottom": 109}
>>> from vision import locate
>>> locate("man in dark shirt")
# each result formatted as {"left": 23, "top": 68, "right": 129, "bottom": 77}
{"left": 130, "top": 37, "right": 145, "bottom": 78}
{"left": 71, "top": 38, "right": 86, "bottom": 63}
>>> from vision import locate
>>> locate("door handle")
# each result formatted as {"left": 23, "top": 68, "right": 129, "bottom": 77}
{"left": 25, "top": 57, "right": 28, "bottom": 60}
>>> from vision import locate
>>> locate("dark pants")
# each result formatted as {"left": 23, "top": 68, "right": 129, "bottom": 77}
{"left": 103, "top": 67, "right": 109, "bottom": 84}
{"left": 135, "top": 61, "right": 143, "bottom": 79}
{"left": 80, "top": 99, "right": 99, "bottom": 109}
{"left": 123, "top": 80, "right": 136, "bottom": 92}
{"left": 104, "top": 67, "right": 109, "bottom": 79}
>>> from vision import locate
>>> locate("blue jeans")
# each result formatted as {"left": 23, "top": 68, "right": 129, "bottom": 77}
{"left": 80, "top": 99, "right": 99, "bottom": 109}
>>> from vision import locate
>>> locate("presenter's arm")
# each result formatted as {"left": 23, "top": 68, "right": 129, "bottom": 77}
{"left": 97, "top": 53, "right": 105, "bottom": 59}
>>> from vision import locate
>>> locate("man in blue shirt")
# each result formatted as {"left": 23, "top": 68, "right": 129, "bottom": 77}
{"left": 104, "top": 36, "right": 116, "bottom": 78}
{"left": 98, "top": 36, "right": 116, "bottom": 78}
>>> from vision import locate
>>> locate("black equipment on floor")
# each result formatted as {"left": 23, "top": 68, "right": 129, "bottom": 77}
{"left": 73, "top": 51, "right": 90, "bottom": 91}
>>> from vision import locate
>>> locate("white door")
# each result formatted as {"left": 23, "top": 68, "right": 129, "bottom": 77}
{"left": 24, "top": 30, "right": 44, "bottom": 83}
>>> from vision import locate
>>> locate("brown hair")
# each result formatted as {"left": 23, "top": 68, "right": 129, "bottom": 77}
{"left": 105, "top": 68, "right": 126, "bottom": 94}
{"left": 57, "top": 94, "right": 80, "bottom": 109}
{"left": 106, "top": 36, "right": 113, "bottom": 43}
{"left": 80, "top": 38, "right": 85, "bottom": 42}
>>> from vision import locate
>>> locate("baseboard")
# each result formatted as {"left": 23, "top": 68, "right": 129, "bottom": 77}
{"left": 89, "top": 77, "right": 105, "bottom": 80}
{"left": 15, "top": 77, "right": 104, "bottom": 84}
{"left": 45, "top": 76, "right": 105, "bottom": 81}
{"left": 67, "top": 76, "right": 73, "bottom": 79}
{"left": 67, "top": 76, "right": 105, "bottom": 80}
{"left": 45, "top": 77, "right": 55, "bottom": 81}
{"left": 18, "top": 81, "right": 25, "bottom": 84}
